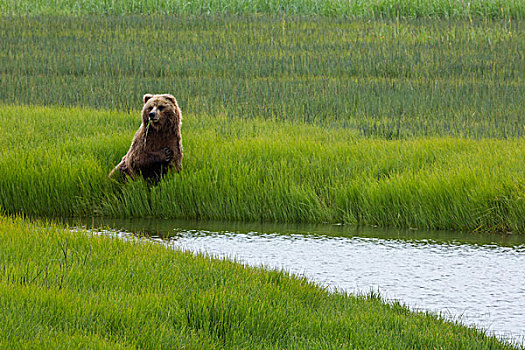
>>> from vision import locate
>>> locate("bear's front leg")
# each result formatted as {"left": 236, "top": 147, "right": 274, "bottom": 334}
{"left": 133, "top": 148, "right": 172, "bottom": 170}
{"left": 130, "top": 148, "right": 173, "bottom": 181}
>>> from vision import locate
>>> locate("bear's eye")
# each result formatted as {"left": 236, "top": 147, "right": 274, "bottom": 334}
{"left": 157, "top": 106, "right": 165, "bottom": 111}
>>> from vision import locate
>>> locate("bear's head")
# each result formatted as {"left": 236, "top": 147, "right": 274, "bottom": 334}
{"left": 142, "top": 93, "right": 181, "bottom": 132}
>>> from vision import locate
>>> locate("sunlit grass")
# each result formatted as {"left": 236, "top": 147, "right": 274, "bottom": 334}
{"left": 0, "top": 215, "right": 518, "bottom": 349}
{"left": 1, "top": 105, "right": 524, "bottom": 232}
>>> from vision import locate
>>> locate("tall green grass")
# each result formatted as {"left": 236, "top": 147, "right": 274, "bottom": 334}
{"left": 0, "top": 215, "right": 518, "bottom": 349}
{"left": 1, "top": 105, "right": 524, "bottom": 233}
{"left": 1, "top": 0, "right": 525, "bottom": 18}
{"left": 1, "top": 16, "right": 524, "bottom": 138}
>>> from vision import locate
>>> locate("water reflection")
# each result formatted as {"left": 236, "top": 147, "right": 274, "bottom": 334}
{"left": 68, "top": 217, "right": 525, "bottom": 346}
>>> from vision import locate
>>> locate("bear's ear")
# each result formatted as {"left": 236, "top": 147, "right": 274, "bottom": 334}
{"left": 143, "top": 94, "right": 154, "bottom": 104}
{"left": 162, "top": 94, "right": 177, "bottom": 105}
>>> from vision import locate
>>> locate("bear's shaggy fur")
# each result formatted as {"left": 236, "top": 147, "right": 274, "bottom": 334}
{"left": 109, "top": 93, "right": 183, "bottom": 181}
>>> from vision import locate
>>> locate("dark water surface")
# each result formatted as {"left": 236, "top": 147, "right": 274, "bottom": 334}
{"left": 68, "top": 217, "right": 525, "bottom": 346}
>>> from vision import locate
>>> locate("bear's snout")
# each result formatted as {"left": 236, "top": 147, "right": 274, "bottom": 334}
{"left": 148, "top": 111, "right": 157, "bottom": 120}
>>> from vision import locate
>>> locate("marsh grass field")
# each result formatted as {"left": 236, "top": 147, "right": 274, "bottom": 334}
{"left": 1, "top": 14, "right": 525, "bottom": 232}
{"left": 1, "top": 105, "right": 525, "bottom": 232}
{"left": 1, "top": 2, "right": 525, "bottom": 348}
{"left": 2, "top": 16, "right": 524, "bottom": 138}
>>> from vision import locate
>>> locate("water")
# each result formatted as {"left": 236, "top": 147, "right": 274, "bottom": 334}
{"left": 70, "top": 218, "right": 525, "bottom": 346}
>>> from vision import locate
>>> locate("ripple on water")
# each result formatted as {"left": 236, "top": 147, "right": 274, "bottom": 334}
{"left": 166, "top": 230, "right": 525, "bottom": 345}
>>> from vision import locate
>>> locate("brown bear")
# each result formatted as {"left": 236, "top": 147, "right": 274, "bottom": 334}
{"left": 109, "top": 93, "right": 183, "bottom": 181}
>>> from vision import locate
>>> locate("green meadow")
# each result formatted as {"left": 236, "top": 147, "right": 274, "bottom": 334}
{"left": 1, "top": 4, "right": 525, "bottom": 348}
{"left": 1, "top": 13, "right": 525, "bottom": 231}
{"left": 0, "top": 104, "right": 524, "bottom": 232}
{"left": 0, "top": 216, "right": 517, "bottom": 349}
{"left": 1, "top": 16, "right": 524, "bottom": 138}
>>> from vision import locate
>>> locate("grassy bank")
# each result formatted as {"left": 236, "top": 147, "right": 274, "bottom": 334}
{"left": 1, "top": 15, "right": 524, "bottom": 138}
{"left": 1, "top": 105, "right": 524, "bottom": 232}
{"left": 1, "top": 0, "right": 524, "bottom": 18}
{"left": 0, "top": 215, "right": 517, "bottom": 349}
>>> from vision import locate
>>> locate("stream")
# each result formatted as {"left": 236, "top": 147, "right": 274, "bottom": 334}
{"left": 70, "top": 218, "right": 525, "bottom": 346}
